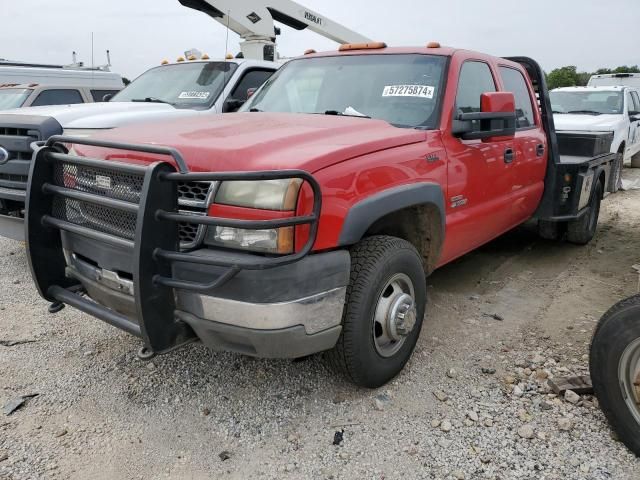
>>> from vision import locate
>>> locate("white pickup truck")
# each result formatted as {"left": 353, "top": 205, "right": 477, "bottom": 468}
{"left": 0, "top": 57, "right": 278, "bottom": 239}
{"left": 550, "top": 86, "right": 640, "bottom": 187}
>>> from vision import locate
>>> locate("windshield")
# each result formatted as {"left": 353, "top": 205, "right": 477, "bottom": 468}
{"left": 0, "top": 88, "right": 32, "bottom": 110}
{"left": 112, "top": 62, "right": 238, "bottom": 109}
{"left": 550, "top": 90, "right": 624, "bottom": 115}
{"left": 243, "top": 54, "right": 447, "bottom": 129}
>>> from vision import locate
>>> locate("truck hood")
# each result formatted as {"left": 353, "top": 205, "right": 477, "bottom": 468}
{"left": 0, "top": 102, "right": 208, "bottom": 129}
{"left": 79, "top": 113, "right": 427, "bottom": 173}
{"left": 553, "top": 113, "right": 624, "bottom": 132}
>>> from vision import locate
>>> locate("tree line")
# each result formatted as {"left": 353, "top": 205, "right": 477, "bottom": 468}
{"left": 546, "top": 65, "right": 640, "bottom": 90}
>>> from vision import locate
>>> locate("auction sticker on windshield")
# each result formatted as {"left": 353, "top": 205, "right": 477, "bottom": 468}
{"left": 178, "top": 91, "right": 211, "bottom": 100}
{"left": 382, "top": 85, "right": 434, "bottom": 99}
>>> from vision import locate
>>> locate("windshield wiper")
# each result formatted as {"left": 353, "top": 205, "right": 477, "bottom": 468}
{"left": 552, "top": 110, "right": 565, "bottom": 114}
{"left": 131, "top": 97, "right": 175, "bottom": 106}
{"left": 318, "top": 110, "right": 371, "bottom": 119}
{"left": 567, "top": 110, "right": 602, "bottom": 115}
{"left": 249, "top": 108, "right": 263, "bottom": 112}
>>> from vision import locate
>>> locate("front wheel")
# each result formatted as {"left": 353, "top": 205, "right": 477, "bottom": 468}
{"left": 566, "top": 180, "right": 602, "bottom": 245}
{"left": 326, "top": 236, "right": 427, "bottom": 388}
{"left": 590, "top": 295, "right": 640, "bottom": 457}
{"left": 609, "top": 152, "right": 623, "bottom": 193}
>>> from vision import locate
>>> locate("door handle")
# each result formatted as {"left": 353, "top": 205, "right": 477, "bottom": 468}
{"left": 504, "top": 148, "right": 515, "bottom": 163}
{"left": 536, "top": 144, "right": 545, "bottom": 157}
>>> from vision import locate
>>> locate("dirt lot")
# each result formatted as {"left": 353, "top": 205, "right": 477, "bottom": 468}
{"left": 2, "top": 170, "right": 640, "bottom": 480}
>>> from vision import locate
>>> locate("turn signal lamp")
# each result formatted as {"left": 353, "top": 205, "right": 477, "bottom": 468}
{"left": 339, "top": 42, "right": 387, "bottom": 51}
{"left": 176, "top": 56, "right": 185, "bottom": 62}
{"left": 427, "top": 41, "right": 441, "bottom": 48}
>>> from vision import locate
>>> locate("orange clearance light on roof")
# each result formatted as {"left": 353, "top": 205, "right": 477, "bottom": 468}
{"left": 426, "top": 41, "right": 441, "bottom": 48}
{"left": 188, "top": 54, "right": 197, "bottom": 61}
{"left": 201, "top": 53, "right": 210, "bottom": 60}
{"left": 339, "top": 42, "right": 387, "bottom": 51}
{"left": 161, "top": 59, "right": 169, "bottom": 65}
{"left": 176, "top": 56, "right": 185, "bottom": 62}
{"left": 225, "top": 53, "right": 234, "bottom": 60}
{"left": 304, "top": 49, "right": 316, "bottom": 55}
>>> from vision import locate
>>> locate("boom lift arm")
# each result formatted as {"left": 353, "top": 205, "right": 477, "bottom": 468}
{"left": 179, "top": 0, "right": 372, "bottom": 61}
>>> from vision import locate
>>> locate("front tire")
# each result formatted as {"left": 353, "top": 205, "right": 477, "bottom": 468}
{"left": 590, "top": 295, "right": 640, "bottom": 457}
{"left": 566, "top": 180, "right": 602, "bottom": 245}
{"left": 326, "top": 236, "right": 427, "bottom": 388}
{"left": 609, "top": 152, "right": 623, "bottom": 193}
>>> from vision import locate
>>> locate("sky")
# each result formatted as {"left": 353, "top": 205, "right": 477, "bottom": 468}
{"left": 2, "top": 0, "right": 639, "bottom": 80}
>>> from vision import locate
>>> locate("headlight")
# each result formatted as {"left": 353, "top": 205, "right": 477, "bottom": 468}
{"left": 205, "top": 178, "right": 302, "bottom": 254}
{"left": 215, "top": 178, "right": 302, "bottom": 211}
{"left": 62, "top": 128, "right": 111, "bottom": 138}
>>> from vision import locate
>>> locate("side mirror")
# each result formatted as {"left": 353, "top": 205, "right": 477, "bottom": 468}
{"left": 247, "top": 88, "right": 257, "bottom": 99}
{"left": 453, "top": 91, "right": 517, "bottom": 141}
{"left": 222, "top": 98, "right": 245, "bottom": 113}
{"left": 102, "top": 93, "right": 114, "bottom": 102}
{"left": 629, "top": 111, "right": 640, "bottom": 122}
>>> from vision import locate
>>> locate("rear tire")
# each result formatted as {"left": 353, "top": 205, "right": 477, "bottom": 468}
{"left": 326, "top": 236, "right": 427, "bottom": 388}
{"left": 609, "top": 152, "right": 623, "bottom": 192}
{"left": 566, "top": 180, "right": 602, "bottom": 245}
{"left": 590, "top": 295, "right": 640, "bottom": 457}
{"left": 538, "top": 220, "right": 560, "bottom": 240}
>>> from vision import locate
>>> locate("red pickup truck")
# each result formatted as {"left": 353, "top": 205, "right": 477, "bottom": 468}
{"left": 25, "top": 44, "right": 616, "bottom": 388}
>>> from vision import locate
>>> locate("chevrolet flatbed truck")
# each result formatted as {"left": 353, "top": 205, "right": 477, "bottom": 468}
{"left": 24, "top": 43, "right": 616, "bottom": 388}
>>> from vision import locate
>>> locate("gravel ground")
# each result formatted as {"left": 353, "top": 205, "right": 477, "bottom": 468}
{"left": 1, "top": 169, "right": 640, "bottom": 479}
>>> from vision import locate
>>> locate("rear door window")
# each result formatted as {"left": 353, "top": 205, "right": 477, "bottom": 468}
{"left": 31, "top": 89, "right": 84, "bottom": 106}
{"left": 499, "top": 67, "right": 535, "bottom": 128}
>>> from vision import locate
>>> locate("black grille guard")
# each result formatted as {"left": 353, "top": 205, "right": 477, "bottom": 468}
{"left": 26, "top": 135, "right": 322, "bottom": 354}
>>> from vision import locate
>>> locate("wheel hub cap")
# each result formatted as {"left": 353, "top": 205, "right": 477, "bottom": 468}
{"left": 388, "top": 293, "right": 417, "bottom": 340}
{"left": 373, "top": 273, "right": 417, "bottom": 358}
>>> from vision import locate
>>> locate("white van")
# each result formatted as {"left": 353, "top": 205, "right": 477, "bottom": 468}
{"left": 0, "top": 65, "right": 124, "bottom": 89}
{"left": 588, "top": 73, "right": 640, "bottom": 88}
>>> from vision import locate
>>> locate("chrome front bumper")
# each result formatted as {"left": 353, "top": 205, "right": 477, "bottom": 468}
{"left": 176, "top": 286, "right": 347, "bottom": 335}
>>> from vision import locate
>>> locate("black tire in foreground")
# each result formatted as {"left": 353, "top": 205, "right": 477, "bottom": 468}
{"left": 326, "top": 235, "right": 427, "bottom": 388}
{"left": 566, "top": 180, "right": 603, "bottom": 245}
{"left": 590, "top": 294, "right": 640, "bottom": 457}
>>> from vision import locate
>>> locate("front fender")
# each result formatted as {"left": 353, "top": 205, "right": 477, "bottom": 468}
{"left": 337, "top": 183, "right": 445, "bottom": 246}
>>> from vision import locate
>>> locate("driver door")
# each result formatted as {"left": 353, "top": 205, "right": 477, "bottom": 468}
{"left": 441, "top": 60, "right": 515, "bottom": 263}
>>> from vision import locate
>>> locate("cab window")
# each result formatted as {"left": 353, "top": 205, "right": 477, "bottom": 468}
{"left": 230, "top": 69, "right": 274, "bottom": 102}
{"left": 499, "top": 67, "right": 535, "bottom": 128}
{"left": 455, "top": 61, "right": 496, "bottom": 131}
{"left": 90, "top": 89, "right": 120, "bottom": 102}
{"left": 630, "top": 91, "right": 640, "bottom": 113}
{"left": 31, "top": 89, "right": 84, "bottom": 106}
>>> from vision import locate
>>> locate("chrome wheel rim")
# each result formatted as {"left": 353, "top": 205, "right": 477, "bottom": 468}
{"left": 372, "top": 273, "right": 417, "bottom": 358}
{"left": 618, "top": 337, "right": 640, "bottom": 425}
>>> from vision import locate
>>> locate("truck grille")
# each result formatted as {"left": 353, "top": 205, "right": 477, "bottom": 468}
{"left": 50, "top": 161, "right": 214, "bottom": 245}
